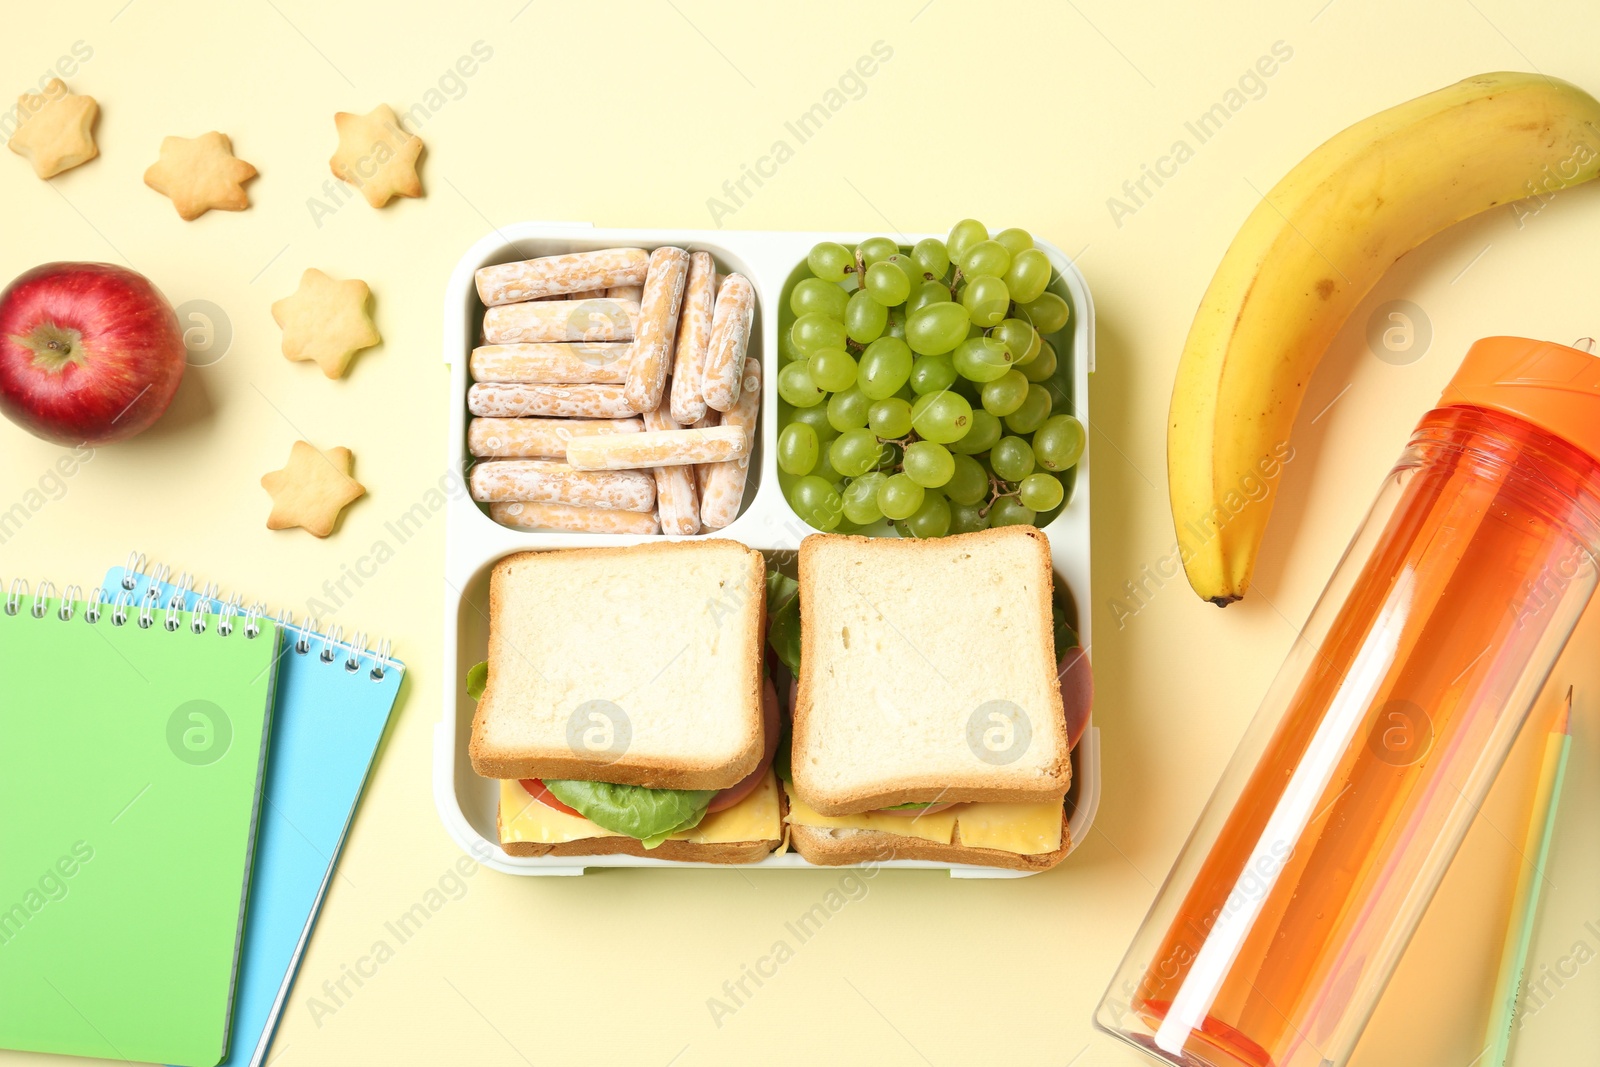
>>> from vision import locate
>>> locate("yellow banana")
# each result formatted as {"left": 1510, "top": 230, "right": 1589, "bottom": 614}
{"left": 1169, "top": 72, "right": 1600, "bottom": 606}
{"left": 1164, "top": 73, "right": 1600, "bottom": 607}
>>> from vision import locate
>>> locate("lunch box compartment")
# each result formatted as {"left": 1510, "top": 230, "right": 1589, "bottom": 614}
{"left": 436, "top": 223, "right": 1098, "bottom": 876}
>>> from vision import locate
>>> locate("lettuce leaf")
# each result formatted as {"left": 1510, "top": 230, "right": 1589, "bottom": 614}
{"left": 767, "top": 568, "right": 801, "bottom": 675}
{"left": 466, "top": 660, "right": 489, "bottom": 700}
{"left": 543, "top": 779, "right": 717, "bottom": 848}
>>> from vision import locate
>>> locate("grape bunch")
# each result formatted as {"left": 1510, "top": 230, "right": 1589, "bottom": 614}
{"left": 776, "top": 219, "right": 1086, "bottom": 538}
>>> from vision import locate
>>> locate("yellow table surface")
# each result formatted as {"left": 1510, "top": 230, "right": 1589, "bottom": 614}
{"left": 4, "top": 3, "right": 1599, "bottom": 1065}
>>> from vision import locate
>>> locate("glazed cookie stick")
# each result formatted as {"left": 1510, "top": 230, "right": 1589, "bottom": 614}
{"left": 566, "top": 425, "right": 749, "bottom": 470}
{"left": 469, "top": 459, "right": 655, "bottom": 512}
{"left": 669, "top": 251, "right": 716, "bottom": 425}
{"left": 702, "top": 273, "right": 755, "bottom": 412}
{"left": 641, "top": 400, "right": 700, "bottom": 536}
{"left": 621, "top": 247, "right": 689, "bottom": 415}
{"left": 468, "top": 417, "right": 642, "bottom": 459}
{"left": 606, "top": 284, "right": 644, "bottom": 302}
{"left": 701, "top": 357, "right": 761, "bottom": 529}
{"left": 474, "top": 248, "right": 649, "bottom": 306}
{"left": 482, "top": 298, "right": 640, "bottom": 344}
{"left": 467, "top": 383, "right": 641, "bottom": 419}
{"left": 470, "top": 343, "right": 632, "bottom": 385}
{"left": 489, "top": 501, "right": 660, "bottom": 535}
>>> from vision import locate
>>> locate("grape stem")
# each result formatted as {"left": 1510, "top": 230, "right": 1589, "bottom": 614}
{"left": 947, "top": 267, "right": 965, "bottom": 299}
{"left": 979, "top": 474, "right": 1019, "bottom": 519}
{"left": 853, "top": 248, "right": 865, "bottom": 278}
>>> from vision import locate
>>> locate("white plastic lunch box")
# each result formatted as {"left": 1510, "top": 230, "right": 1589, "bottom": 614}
{"left": 435, "top": 223, "right": 1099, "bottom": 877}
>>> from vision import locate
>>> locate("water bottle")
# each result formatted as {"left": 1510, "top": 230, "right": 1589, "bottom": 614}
{"left": 1096, "top": 336, "right": 1600, "bottom": 1067}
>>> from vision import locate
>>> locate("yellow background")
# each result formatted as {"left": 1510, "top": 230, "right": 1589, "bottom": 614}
{"left": 3, "top": 1, "right": 1600, "bottom": 1064}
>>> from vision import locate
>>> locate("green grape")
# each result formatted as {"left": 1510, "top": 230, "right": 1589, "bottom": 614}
{"left": 808, "top": 242, "right": 854, "bottom": 283}
{"left": 868, "top": 397, "right": 913, "bottom": 438}
{"left": 857, "top": 337, "right": 913, "bottom": 399}
{"left": 812, "top": 442, "right": 843, "bottom": 482}
{"left": 905, "top": 302, "right": 971, "bottom": 355}
{"left": 993, "top": 227, "right": 1034, "bottom": 257}
{"left": 903, "top": 440, "right": 955, "bottom": 488}
{"left": 778, "top": 361, "right": 826, "bottom": 407}
{"left": 947, "top": 218, "right": 988, "bottom": 264}
{"left": 791, "top": 312, "right": 847, "bottom": 356}
{"left": 1018, "top": 291, "right": 1070, "bottom": 334}
{"left": 1018, "top": 472, "right": 1064, "bottom": 511}
{"left": 790, "top": 475, "right": 843, "bottom": 530}
{"left": 809, "top": 347, "right": 858, "bottom": 392}
{"left": 1004, "top": 385, "right": 1053, "bottom": 434}
{"left": 830, "top": 427, "right": 884, "bottom": 478}
{"left": 1017, "top": 325, "right": 1043, "bottom": 365}
{"left": 790, "top": 277, "right": 849, "bottom": 320}
{"left": 876, "top": 473, "right": 924, "bottom": 521}
{"left": 844, "top": 288, "right": 888, "bottom": 343}
{"left": 962, "top": 239, "right": 1012, "bottom": 279}
{"left": 982, "top": 369, "right": 1030, "bottom": 416}
{"left": 945, "top": 453, "right": 989, "bottom": 505}
{"left": 912, "top": 237, "right": 950, "bottom": 280}
{"left": 961, "top": 274, "right": 1011, "bottom": 328}
{"left": 948, "top": 408, "right": 1002, "bottom": 455}
{"left": 950, "top": 373, "right": 981, "bottom": 403}
{"left": 990, "top": 436, "right": 1036, "bottom": 482}
{"left": 1021, "top": 339, "right": 1058, "bottom": 382}
{"left": 991, "top": 318, "right": 1038, "bottom": 364}
{"left": 952, "top": 336, "right": 1014, "bottom": 383}
{"left": 884, "top": 307, "right": 906, "bottom": 340}
{"left": 777, "top": 422, "right": 819, "bottom": 475}
{"left": 865, "top": 261, "right": 911, "bottom": 307}
{"left": 859, "top": 236, "right": 899, "bottom": 267}
{"left": 910, "top": 391, "right": 973, "bottom": 444}
{"left": 1034, "top": 413, "right": 1086, "bottom": 471}
{"left": 988, "top": 497, "right": 1037, "bottom": 528}
{"left": 901, "top": 490, "right": 951, "bottom": 538}
{"left": 1005, "top": 248, "right": 1051, "bottom": 304}
{"left": 779, "top": 329, "right": 803, "bottom": 364}
{"left": 909, "top": 352, "right": 958, "bottom": 395}
{"left": 873, "top": 439, "right": 903, "bottom": 471}
{"left": 905, "top": 279, "right": 952, "bottom": 317}
{"left": 826, "top": 385, "right": 870, "bottom": 431}
{"left": 787, "top": 403, "right": 834, "bottom": 434}
{"left": 842, "top": 472, "right": 887, "bottom": 525}
{"left": 949, "top": 500, "right": 992, "bottom": 535}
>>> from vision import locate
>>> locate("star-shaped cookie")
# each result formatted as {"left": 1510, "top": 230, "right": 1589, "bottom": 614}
{"left": 8, "top": 79, "right": 97, "bottom": 179}
{"left": 261, "top": 441, "right": 366, "bottom": 538}
{"left": 144, "top": 131, "right": 257, "bottom": 220}
{"left": 271, "top": 268, "right": 381, "bottom": 379}
{"left": 329, "top": 104, "right": 423, "bottom": 208}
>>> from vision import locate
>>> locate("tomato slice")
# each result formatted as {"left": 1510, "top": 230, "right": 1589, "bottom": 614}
{"left": 707, "top": 675, "right": 781, "bottom": 813}
{"left": 520, "top": 778, "right": 583, "bottom": 818}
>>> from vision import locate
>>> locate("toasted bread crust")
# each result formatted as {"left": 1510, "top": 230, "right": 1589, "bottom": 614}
{"left": 468, "top": 539, "right": 765, "bottom": 789}
{"left": 793, "top": 526, "right": 1069, "bottom": 815}
{"left": 787, "top": 805, "right": 1071, "bottom": 873}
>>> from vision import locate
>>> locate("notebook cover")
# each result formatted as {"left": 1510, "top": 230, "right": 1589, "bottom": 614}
{"left": 106, "top": 567, "right": 403, "bottom": 1067}
{"left": 0, "top": 592, "right": 278, "bottom": 1067}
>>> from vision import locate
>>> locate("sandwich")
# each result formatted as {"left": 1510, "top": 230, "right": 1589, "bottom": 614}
{"left": 467, "top": 540, "right": 785, "bottom": 863}
{"left": 784, "top": 526, "right": 1076, "bottom": 872}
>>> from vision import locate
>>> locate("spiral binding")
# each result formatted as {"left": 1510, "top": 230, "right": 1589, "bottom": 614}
{"left": 0, "top": 557, "right": 398, "bottom": 683}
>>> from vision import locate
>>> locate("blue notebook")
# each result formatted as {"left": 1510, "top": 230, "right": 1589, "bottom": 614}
{"left": 106, "top": 561, "right": 403, "bottom": 1067}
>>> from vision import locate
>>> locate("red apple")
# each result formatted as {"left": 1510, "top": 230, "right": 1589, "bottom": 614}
{"left": 0, "top": 262, "right": 186, "bottom": 445}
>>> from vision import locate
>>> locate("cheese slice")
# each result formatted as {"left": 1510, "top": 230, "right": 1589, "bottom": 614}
{"left": 497, "top": 772, "right": 782, "bottom": 847}
{"left": 783, "top": 784, "right": 1063, "bottom": 856}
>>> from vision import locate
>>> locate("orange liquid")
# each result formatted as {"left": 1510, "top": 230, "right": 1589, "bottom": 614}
{"left": 1135, "top": 407, "right": 1600, "bottom": 1067}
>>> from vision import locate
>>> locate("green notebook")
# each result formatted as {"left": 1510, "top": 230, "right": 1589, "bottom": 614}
{"left": 0, "top": 585, "right": 280, "bottom": 1067}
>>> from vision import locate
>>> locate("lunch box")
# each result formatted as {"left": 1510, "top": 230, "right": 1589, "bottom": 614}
{"left": 434, "top": 223, "right": 1100, "bottom": 877}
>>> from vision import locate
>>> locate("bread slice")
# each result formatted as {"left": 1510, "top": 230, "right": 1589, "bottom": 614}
{"left": 501, "top": 834, "right": 780, "bottom": 864}
{"left": 788, "top": 807, "right": 1070, "bottom": 872}
{"left": 469, "top": 540, "right": 765, "bottom": 789}
{"left": 792, "top": 526, "right": 1068, "bottom": 815}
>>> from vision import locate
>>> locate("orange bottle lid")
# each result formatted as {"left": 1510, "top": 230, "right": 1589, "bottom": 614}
{"left": 1440, "top": 336, "right": 1600, "bottom": 462}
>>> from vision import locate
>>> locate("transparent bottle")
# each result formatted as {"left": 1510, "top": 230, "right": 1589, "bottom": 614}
{"left": 1097, "top": 337, "right": 1600, "bottom": 1067}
